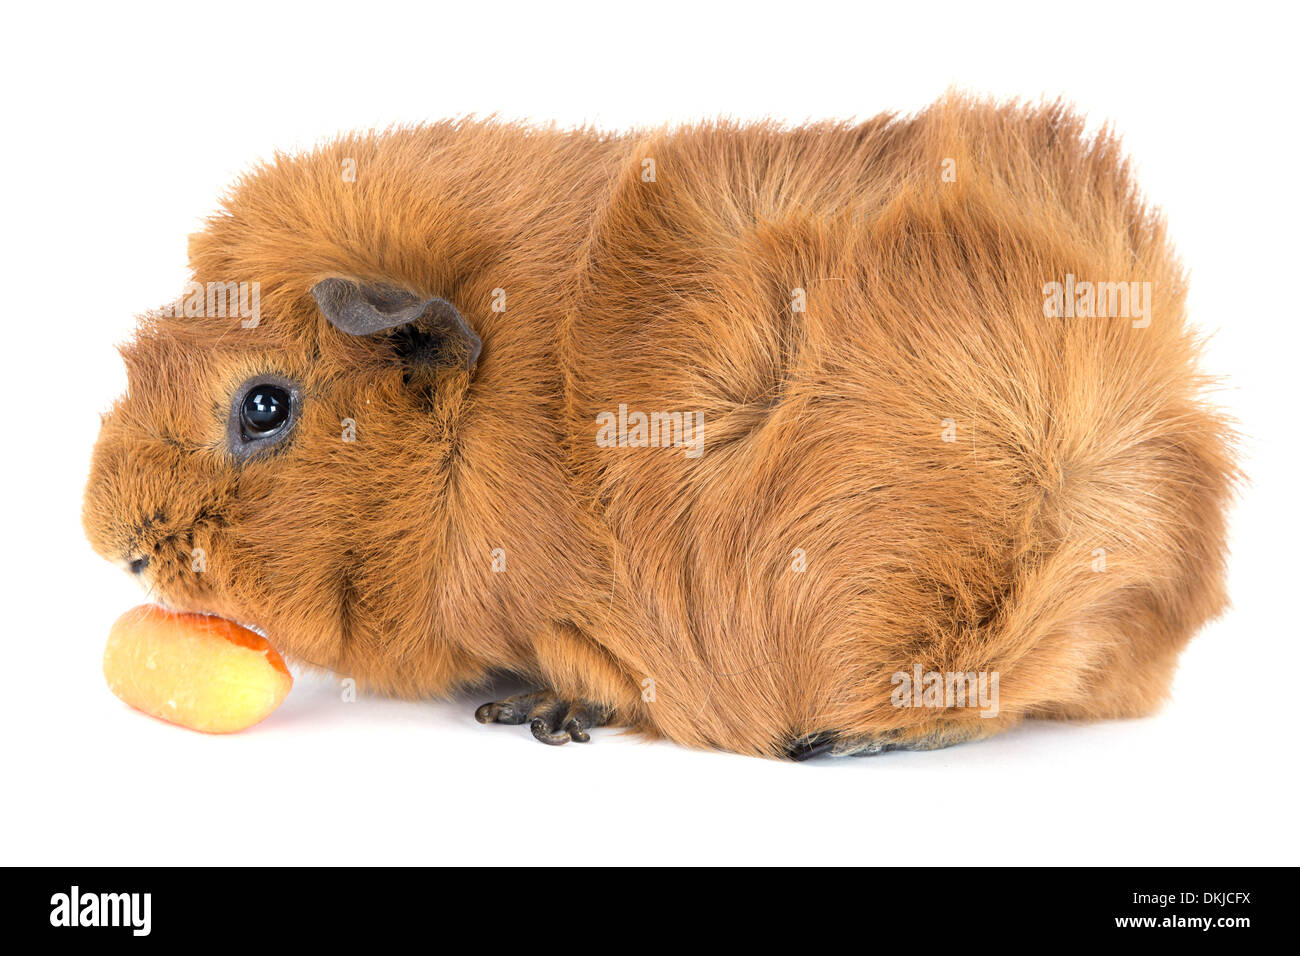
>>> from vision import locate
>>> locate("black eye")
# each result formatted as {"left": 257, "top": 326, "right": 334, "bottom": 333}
{"left": 240, "top": 385, "right": 291, "bottom": 437}
{"left": 228, "top": 376, "right": 299, "bottom": 460}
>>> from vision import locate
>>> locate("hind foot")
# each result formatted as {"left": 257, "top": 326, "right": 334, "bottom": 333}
{"left": 475, "top": 689, "right": 611, "bottom": 746}
{"left": 785, "top": 724, "right": 987, "bottom": 761}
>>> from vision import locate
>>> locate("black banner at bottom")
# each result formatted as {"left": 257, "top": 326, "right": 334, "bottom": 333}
{"left": 9, "top": 866, "right": 1280, "bottom": 942}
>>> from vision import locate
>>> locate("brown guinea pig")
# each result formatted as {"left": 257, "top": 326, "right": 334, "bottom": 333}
{"left": 82, "top": 94, "right": 1237, "bottom": 759}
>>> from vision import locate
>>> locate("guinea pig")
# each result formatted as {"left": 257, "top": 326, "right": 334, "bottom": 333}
{"left": 82, "top": 94, "right": 1237, "bottom": 759}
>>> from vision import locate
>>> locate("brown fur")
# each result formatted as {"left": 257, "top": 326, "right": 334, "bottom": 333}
{"left": 82, "top": 95, "right": 1238, "bottom": 758}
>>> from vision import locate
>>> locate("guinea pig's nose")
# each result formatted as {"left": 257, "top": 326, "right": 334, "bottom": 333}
{"left": 128, "top": 555, "right": 150, "bottom": 576}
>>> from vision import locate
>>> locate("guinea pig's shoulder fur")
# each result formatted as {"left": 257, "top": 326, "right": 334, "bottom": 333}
{"left": 95, "top": 95, "right": 1237, "bottom": 758}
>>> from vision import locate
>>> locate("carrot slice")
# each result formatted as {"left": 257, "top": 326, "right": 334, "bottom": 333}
{"left": 103, "top": 605, "right": 292, "bottom": 733}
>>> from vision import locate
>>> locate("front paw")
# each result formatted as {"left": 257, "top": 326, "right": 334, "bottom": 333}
{"left": 474, "top": 689, "right": 611, "bottom": 746}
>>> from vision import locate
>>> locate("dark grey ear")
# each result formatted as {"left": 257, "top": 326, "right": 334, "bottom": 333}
{"left": 311, "top": 277, "right": 482, "bottom": 371}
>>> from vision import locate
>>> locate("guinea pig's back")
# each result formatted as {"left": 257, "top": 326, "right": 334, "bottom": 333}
{"left": 561, "top": 96, "right": 1235, "bottom": 750}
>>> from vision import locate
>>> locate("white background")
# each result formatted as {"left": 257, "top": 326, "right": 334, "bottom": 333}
{"left": 2, "top": 1, "right": 1296, "bottom": 865}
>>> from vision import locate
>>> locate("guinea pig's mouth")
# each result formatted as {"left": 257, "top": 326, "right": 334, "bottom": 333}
{"left": 121, "top": 565, "right": 299, "bottom": 663}
{"left": 143, "top": 595, "right": 273, "bottom": 643}
{"left": 121, "top": 570, "right": 264, "bottom": 639}
{"left": 205, "top": 612, "right": 271, "bottom": 642}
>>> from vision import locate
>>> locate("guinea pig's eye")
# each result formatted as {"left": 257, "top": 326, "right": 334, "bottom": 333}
{"left": 241, "top": 386, "right": 290, "bottom": 436}
{"left": 228, "top": 376, "right": 300, "bottom": 459}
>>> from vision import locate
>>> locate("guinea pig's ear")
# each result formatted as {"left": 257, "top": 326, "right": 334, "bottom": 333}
{"left": 310, "top": 277, "right": 482, "bottom": 372}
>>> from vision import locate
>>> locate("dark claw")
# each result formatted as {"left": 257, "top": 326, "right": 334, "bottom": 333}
{"left": 561, "top": 704, "right": 599, "bottom": 743}
{"left": 475, "top": 691, "right": 548, "bottom": 725}
{"left": 530, "top": 717, "right": 573, "bottom": 745}
{"left": 785, "top": 731, "right": 839, "bottom": 762}
{"left": 564, "top": 718, "right": 591, "bottom": 743}
{"left": 474, "top": 701, "right": 524, "bottom": 724}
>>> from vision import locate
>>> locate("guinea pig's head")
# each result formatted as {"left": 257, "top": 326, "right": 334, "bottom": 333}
{"left": 82, "top": 271, "right": 485, "bottom": 690}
